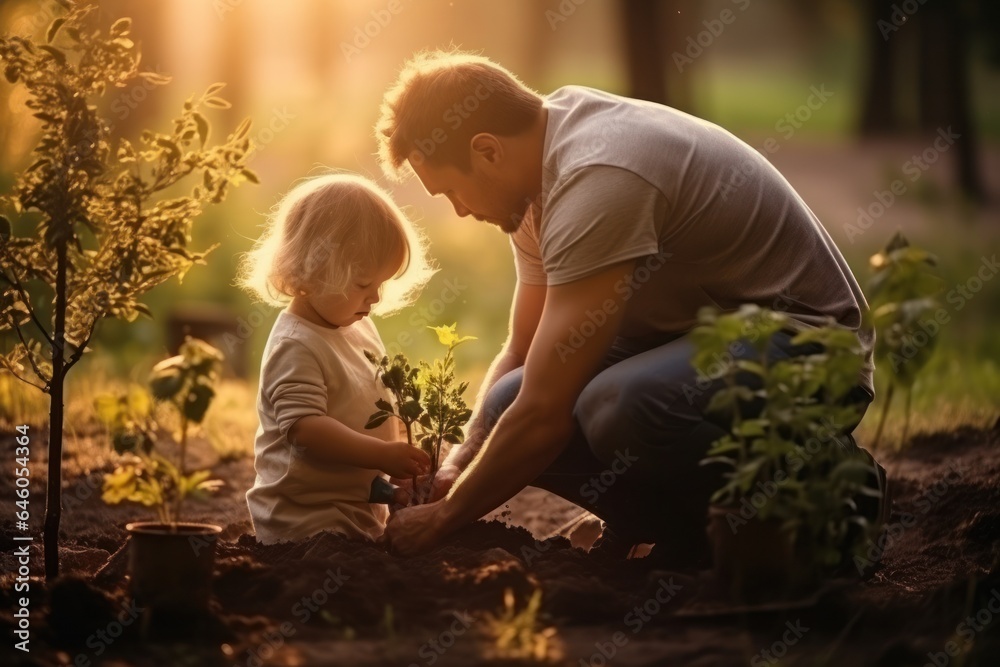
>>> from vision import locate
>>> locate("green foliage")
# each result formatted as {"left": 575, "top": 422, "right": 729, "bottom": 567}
{"left": 866, "top": 232, "right": 943, "bottom": 448}
{"left": 417, "top": 324, "right": 475, "bottom": 473}
{"left": 0, "top": 3, "right": 253, "bottom": 572}
{"left": 694, "top": 305, "right": 880, "bottom": 573}
{"left": 93, "top": 383, "right": 155, "bottom": 455}
{"left": 486, "top": 588, "right": 556, "bottom": 661}
{"left": 364, "top": 324, "right": 474, "bottom": 502}
{"left": 97, "top": 338, "right": 224, "bottom": 525}
{"left": 0, "top": 3, "right": 256, "bottom": 391}
{"left": 363, "top": 352, "right": 423, "bottom": 434}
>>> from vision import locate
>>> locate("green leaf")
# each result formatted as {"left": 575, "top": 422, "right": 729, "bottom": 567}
{"left": 94, "top": 395, "right": 121, "bottom": 425}
{"left": 155, "top": 138, "right": 181, "bottom": 158}
{"left": 365, "top": 412, "right": 390, "bottom": 429}
{"left": 398, "top": 399, "right": 423, "bottom": 421}
{"left": 112, "top": 430, "right": 141, "bottom": 454}
{"left": 110, "top": 18, "right": 132, "bottom": 37}
{"left": 183, "top": 379, "right": 216, "bottom": 423}
{"left": 192, "top": 112, "right": 209, "bottom": 147}
{"left": 149, "top": 367, "right": 184, "bottom": 401}
{"left": 39, "top": 45, "right": 67, "bottom": 66}
{"left": 126, "top": 385, "right": 152, "bottom": 418}
{"left": 204, "top": 97, "right": 232, "bottom": 110}
{"left": 204, "top": 82, "right": 227, "bottom": 97}
{"left": 735, "top": 360, "right": 765, "bottom": 376}
{"left": 139, "top": 70, "right": 172, "bottom": 85}
{"left": 46, "top": 18, "right": 66, "bottom": 43}
{"left": 233, "top": 117, "right": 252, "bottom": 140}
{"left": 375, "top": 398, "right": 394, "bottom": 413}
{"left": 735, "top": 419, "right": 768, "bottom": 438}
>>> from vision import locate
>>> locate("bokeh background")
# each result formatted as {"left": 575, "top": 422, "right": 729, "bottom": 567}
{"left": 2, "top": 0, "right": 998, "bottom": 450}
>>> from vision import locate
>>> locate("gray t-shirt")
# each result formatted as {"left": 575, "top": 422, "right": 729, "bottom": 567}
{"left": 511, "top": 85, "right": 874, "bottom": 394}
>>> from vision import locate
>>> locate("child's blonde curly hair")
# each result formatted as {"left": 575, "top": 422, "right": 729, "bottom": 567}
{"left": 238, "top": 173, "right": 434, "bottom": 316}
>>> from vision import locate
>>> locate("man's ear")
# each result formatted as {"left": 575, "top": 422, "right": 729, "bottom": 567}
{"left": 470, "top": 133, "right": 503, "bottom": 165}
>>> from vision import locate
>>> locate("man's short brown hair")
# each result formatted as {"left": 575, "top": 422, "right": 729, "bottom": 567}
{"left": 376, "top": 50, "right": 543, "bottom": 182}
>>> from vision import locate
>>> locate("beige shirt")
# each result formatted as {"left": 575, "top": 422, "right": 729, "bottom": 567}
{"left": 246, "top": 311, "right": 395, "bottom": 544}
{"left": 511, "top": 86, "right": 874, "bottom": 394}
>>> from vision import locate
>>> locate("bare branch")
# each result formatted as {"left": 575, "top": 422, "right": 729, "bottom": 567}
{"left": 65, "top": 318, "right": 97, "bottom": 371}
{"left": 7, "top": 321, "right": 51, "bottom": 389}
{"left": 2, "top": 367, "right": 47, "bottom": 392}
{"left": 2, "top": 265, "right": 55, "bottom": 347}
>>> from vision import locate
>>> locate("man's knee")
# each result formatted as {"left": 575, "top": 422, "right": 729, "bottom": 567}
{"left": 575, "top": 374, "right": 670, "bottom": 464}
{"left": 481, "top": 367, "right": 524, "bottom": 432}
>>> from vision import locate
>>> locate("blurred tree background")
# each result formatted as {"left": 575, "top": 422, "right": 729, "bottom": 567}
{"left": 2, "top": 0, "right": 998, "bottom": 440}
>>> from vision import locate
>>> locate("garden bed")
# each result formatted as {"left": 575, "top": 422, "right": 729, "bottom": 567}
{"left": 1, "top": 423, "right": 999, "bottom": 665}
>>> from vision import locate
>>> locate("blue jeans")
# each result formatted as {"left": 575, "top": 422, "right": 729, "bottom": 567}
{"left": 480, "top": 330, "right": 874, "bottom": 556}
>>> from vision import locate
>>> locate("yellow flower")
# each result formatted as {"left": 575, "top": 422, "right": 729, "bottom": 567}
{"left": 428, "top": 324, "right": 477, "bottom": 348}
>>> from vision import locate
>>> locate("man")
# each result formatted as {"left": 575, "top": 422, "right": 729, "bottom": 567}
{"left": 376, "top": 51, "right": 883, "bottom": 561}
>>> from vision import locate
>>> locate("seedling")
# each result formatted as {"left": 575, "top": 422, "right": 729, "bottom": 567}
{"left": 364, "top": 324, "right": 474, "bottom": 503}
{"left": 866, "top": 231, "right": 943, "bottom": 448}
{"left": 487, "top": 588, "right": 556, "bottom": 661}
{"left": 97, "top": 338, "right": 224, "bottom": 527}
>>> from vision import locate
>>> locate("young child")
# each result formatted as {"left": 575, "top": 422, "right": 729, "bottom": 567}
{"left": 238, "top": 173, "right": 435, "bottom": 544}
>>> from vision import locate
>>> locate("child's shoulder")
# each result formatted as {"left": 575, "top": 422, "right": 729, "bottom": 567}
{"left": 263, "top": 312, "right": 327, "bottom": 358}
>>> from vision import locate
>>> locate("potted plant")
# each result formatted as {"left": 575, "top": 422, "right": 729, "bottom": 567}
{"left": 96, "top": 338, "right": 225, "bottom": 615}
{"left": 693, "top": 305, "right": 882, "bottom": 601}
{"left": 365, "top": 324, "right": 474, "bottom": 505}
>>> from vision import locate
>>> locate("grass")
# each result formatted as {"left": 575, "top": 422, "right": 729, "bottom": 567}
{"left": 486, "top": 588, "right": 559, "bottom": 662}
{"left": 1, "top": 366, "right": 258, "bottom": 478}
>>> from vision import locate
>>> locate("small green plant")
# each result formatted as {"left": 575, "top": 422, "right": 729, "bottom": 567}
{"left": 97, "top": 338, "right": 224, "bottom": 527}
{"left": 0, "top": 3, "right": 255, "bottom": 578}
{"left": 416, "top": 324, "right": 475, "bottom": 473}
{"left": 364, "top": 324, "right": 474, "bottom": 503}
{"left": 486, "top": 588, "right": 557, "bottom": 661}
{"left": 694, "top": 305, "right": 880, "bottom": 573}
{"left": 866, "top": 231, "right": 943, "bottom": 448}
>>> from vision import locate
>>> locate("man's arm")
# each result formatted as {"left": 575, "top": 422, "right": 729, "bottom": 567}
{"left": 442, "top": 280, "right": 546, "bottom": 471}
{"left": 384, "top": 260, "right": 635, "bottom": 553}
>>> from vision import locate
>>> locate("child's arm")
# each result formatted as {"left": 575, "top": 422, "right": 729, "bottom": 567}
{"left": 289, "top": 415, "right": 429, "bottom": 479}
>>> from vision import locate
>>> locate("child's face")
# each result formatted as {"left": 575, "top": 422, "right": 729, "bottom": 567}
{"left": 298, "top": 257, "right": 401, "bottom": 329}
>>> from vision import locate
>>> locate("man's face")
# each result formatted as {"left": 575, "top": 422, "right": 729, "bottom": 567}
{"left": 409, "top": 156, "right": 532, "bottom": 234}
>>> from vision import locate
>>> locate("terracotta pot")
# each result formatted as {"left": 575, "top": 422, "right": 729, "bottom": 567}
{"left": 125, "top": 521, "right": 221, "bottom": 613}
{"left": 707, "top": 505, "right": 803, "bottom": 602}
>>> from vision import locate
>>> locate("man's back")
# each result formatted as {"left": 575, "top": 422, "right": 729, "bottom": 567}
{"left": 510, "top": 85, "right": 874, "bottom": 393}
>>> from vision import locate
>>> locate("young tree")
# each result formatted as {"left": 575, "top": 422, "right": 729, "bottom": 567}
{"left": 0, "top": 3, "right": 257, "bottom": 579}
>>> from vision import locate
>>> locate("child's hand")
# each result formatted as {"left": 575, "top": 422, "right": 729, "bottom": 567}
{"left": 377, "top": 442, "right": 431, "bottom": 479}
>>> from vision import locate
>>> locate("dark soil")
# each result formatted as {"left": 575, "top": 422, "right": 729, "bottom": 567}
{"left": 2, "top": 424, "right": 1000, "bottom": 666}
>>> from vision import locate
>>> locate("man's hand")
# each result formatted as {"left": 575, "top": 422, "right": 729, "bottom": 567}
{"left": 387, "top": 463, "right": 460, "bottom": 511}
{"left": 427, "top": 463, "right": 461, "bottom": 503}
{"left": 381, "top": 500, "right": 450, "bottom": 556}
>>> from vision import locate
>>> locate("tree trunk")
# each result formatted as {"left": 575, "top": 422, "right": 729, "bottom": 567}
{"left": 859, "top": 0, "right": 898, "bottom": 135}
{"left": 917, "top": 3, "right": 983, "bottom": 200}
{"left": 621, "top": 0, "right": 667, "bottom": 105}
{"left": 43, "top": 232, "right": 68, "bottom": 581}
